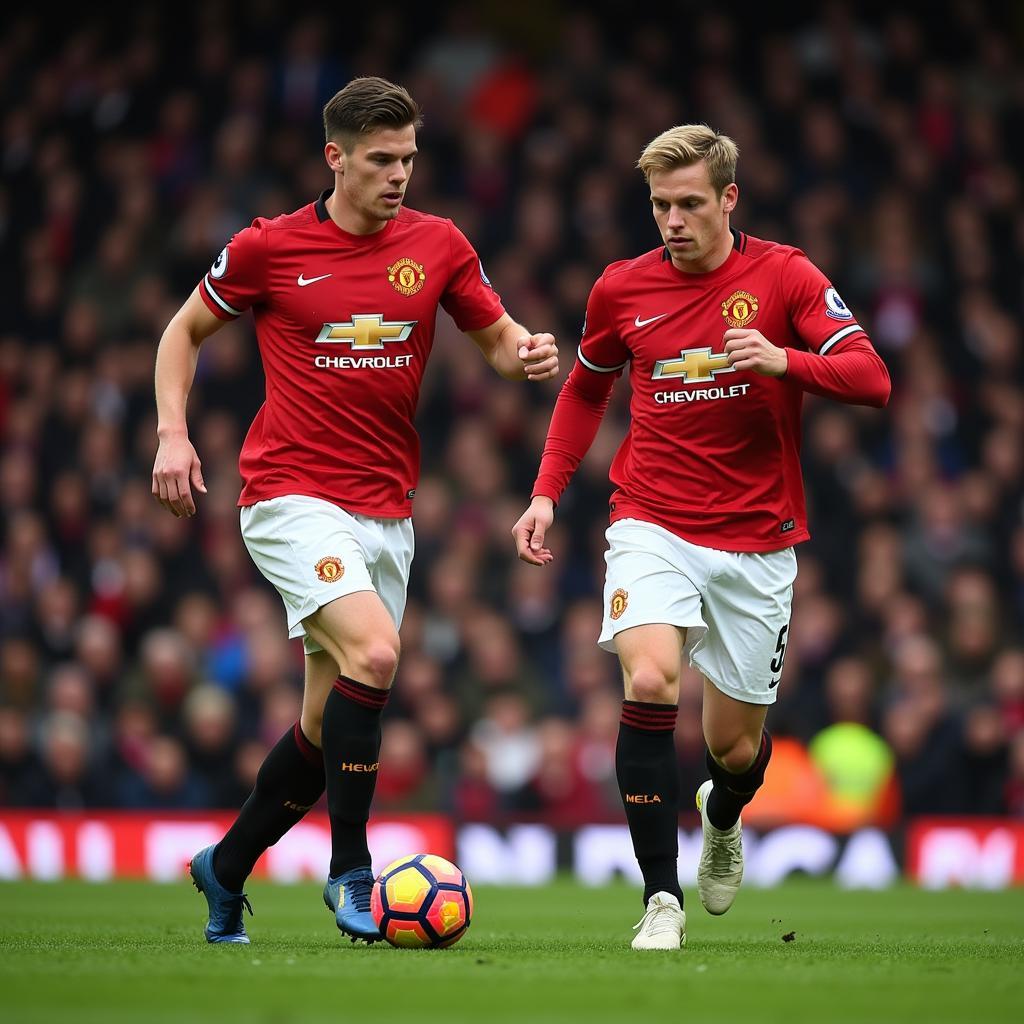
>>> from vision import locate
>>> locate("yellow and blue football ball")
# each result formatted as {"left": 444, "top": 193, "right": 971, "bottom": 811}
{"left": 370, "top": 854, "right": 473, "bottom": 949}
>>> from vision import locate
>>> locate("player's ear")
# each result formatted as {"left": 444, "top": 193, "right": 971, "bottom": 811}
{"left": 325, "top": 140, "right": 345, "bottom": 175}
{"left": 722, "top": 182, "right": 738, "bottom": 213}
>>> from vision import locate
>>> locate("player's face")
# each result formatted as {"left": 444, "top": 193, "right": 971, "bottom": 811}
{"left": 336, "top": 124, "right": 417, "bottom": 230}
{"left": 649, "top": 161, "right": 738, "bottom": 273}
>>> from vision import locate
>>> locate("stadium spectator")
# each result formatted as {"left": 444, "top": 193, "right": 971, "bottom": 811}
{"left": 20, "top": 710, "right": 111, "bottom": 809}
{"left": 0, "top": 707, "right": 39, "bottom": 805}
{"left": 118, "top": 734, "right": 210, "bottom": 809}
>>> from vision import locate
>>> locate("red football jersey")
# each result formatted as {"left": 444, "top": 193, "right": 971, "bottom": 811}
{"left": 533, "top": 230, "right": 890, "bottom": 551}
{"left": 198, "top": 191, "right": 504, "bottom": 516}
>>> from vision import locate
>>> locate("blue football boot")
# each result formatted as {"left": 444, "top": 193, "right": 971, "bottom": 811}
{"left": 189, "top": 844, "right": 253, "bottom": 944}
{"left": 323, "top": 866, "right": 381, "bottom": 943}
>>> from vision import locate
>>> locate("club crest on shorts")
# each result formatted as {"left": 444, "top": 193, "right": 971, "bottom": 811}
{"left": 610, "top": 588, "right": 629, "bottom": 620}
{"left": 314, "top": 556, "right": 345, "bottom": 583}
{"left": 388, "top": 257, "right": 426, "bottom": 296}
{"left": 721, "top": 290, "right": 759, "bottom": 328}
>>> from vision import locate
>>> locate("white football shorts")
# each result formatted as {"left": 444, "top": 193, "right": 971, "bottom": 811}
{"left": 240, "top": 494, "right": 414, "bottom": 655}
{"left": 598, "top": 518, "right": 797, "bottom": 705}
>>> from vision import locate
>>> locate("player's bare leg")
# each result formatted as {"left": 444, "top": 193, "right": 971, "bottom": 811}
{"left": 696, "top": 680, "right": 771, "bottom": 914}
{"left": 298, "top": 649, "right": 344, "bottom": 748}
{"left": 304, "top": 591, "right": 400, "bottom": 942}
{"left": 614, "top": 624, "right": 687, "bottom": 949}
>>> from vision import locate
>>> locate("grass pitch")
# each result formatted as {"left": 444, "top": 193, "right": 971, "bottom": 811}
{"left": 1, "top": 879, "right": 1021, "bottom": 1024}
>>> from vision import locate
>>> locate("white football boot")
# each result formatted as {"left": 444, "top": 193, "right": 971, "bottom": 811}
{"left": 631, "top": 891, "right": 686, "bottom": 950}
{"left": 695, "top": 779, "right": 744, "bottom": 915}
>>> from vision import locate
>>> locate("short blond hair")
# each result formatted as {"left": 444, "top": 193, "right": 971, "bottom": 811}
{"left": 637, "top": 125, "right": 739, "bottom": 195}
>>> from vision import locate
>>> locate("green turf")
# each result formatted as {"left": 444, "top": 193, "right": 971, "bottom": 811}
{"left": 0, "top": 879, "right": 1021, "bottom": 1024}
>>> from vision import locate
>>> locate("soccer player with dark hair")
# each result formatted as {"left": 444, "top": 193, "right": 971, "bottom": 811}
{"left": 512, "top": 123, "right": 889, "bottom": 949}
{"left": 152, "top": 76, "right": 558, "bottom": 945}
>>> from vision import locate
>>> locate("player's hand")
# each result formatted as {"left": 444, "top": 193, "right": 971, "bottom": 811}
{"left": 512, "top": 496, "right": 555, "bottom": 566}
{"left": 723, "top": 329, "right": 788, "bottom": 377}
{"left": 517, "top": 333, "right": 559, "bottom": 382}
{"left": 152, "top": 431, "right": 207, "bottom": 518}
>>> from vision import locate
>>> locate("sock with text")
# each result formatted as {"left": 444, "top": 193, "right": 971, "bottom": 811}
{"left": 213, "top": 722, "right": 325, "bottom": 893}
{"left": 705, "top": 729, "right": 773, "bottom": 830}
{"left": 616, "top": 700, "right": 682, "bottom": 906}
{"left": 322, "top": 675, "right": 389, "bottom": 877}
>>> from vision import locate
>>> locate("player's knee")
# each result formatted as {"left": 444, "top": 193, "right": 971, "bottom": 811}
{"left": 350, "top": 639, "right": 400, "bottom": 689}
{"left": 709, "top": 735, "right": 760, "bottom": 775}
{"left": 626, "top": 665, "right": 678, "bottom": 706}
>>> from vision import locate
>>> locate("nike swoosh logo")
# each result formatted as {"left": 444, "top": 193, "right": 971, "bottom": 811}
{"left": 768, "top": 677, "right": 781, "bottom": 689}
{"left": 297, "top": 273, "right": 332, "bottom": 287}
{"left": 634, "top": 314, "right": 667, "bottom": 328}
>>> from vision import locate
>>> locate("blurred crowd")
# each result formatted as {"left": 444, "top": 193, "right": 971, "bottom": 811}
{"left": 1, "top": 1, "right": 1023, "bottom": 826}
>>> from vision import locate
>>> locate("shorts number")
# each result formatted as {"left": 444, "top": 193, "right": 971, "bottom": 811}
{"left": 770, "top": 624, "right": 789, "bottom": 675}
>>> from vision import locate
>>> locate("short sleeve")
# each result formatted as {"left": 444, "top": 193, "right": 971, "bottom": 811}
{"left": 198, "top": 221, "right": 269, "bottom": 320}
{"left": 576, "top": 274, "right": 630, "bottom": 373}
{"left": 782, "top": 249, "right": 868, "bottom": 355}
{"left": 440, "top": 222, "right": 505, "bottom": 331}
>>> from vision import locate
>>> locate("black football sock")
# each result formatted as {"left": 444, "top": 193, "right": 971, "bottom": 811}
{"left": 214, "top": 722, "right": 326, "bottom": 892}
{"left": 616, "top": 700, "right": 683, "bottom": 906}
{"left": 705, "top": 729, "right": 773, "bottom": 831}
{"left": 322, "top": 675, "right": 389, "bottom": 878}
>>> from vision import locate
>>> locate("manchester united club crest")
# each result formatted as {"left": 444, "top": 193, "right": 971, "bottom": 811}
{"left": 721, "top": 290, "right": 759, "bottom": 328}
{"left": 388, "top": 257, "right": 426, "bottom": 296}
{"left": 314, "top": 556, "right": 345, "bottom": 583}
{"left": 610, "top": 588, "right": 629, "bottom": 620}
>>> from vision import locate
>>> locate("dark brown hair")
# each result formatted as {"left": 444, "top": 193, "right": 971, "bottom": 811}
{"left": 323, "top": 77, "right": 422, "bottom": 151}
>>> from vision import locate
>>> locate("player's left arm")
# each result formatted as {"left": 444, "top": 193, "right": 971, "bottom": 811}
{"left": 779, "top": 336, "right": 890, "bottom": 407}
{"left": 724, "top": 328, "right": 890, "bottom": 407}
{"left": 467, "top": 313, "right": 559, "bottom": 382}
{"left": 738, "top": 250, "right": 892, "bottom": 407}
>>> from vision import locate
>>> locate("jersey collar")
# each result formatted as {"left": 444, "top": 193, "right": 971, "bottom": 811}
{"left": 314, "top": 187, "right": 399, "bottom": 244}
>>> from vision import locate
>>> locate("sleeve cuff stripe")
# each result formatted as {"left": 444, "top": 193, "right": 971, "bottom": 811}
{"left": 819, "top": 324, "right": 863, "bottom": 354}
{"left": 203, "top": 276, "right": 243, "bottom": 317}
{"left": 577, "top": 346, "right": 628, "bottom": 373}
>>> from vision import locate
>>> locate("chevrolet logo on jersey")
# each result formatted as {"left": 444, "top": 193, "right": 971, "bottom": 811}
{"left": 652, "top": 347, "right": 736, "bottom": 383}
{"left": 315, "top": 315, "right": 417, "bottom": 349}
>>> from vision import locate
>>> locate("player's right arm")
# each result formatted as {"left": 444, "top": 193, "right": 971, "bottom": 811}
{"left": 154, "top": 223, "right": 268, "bottom": 517}
{"left": 152, "top": 289, "right": 226, "bottom": 517}
{"left": 513, "top": 274, "right": 628, "bottom": 565}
